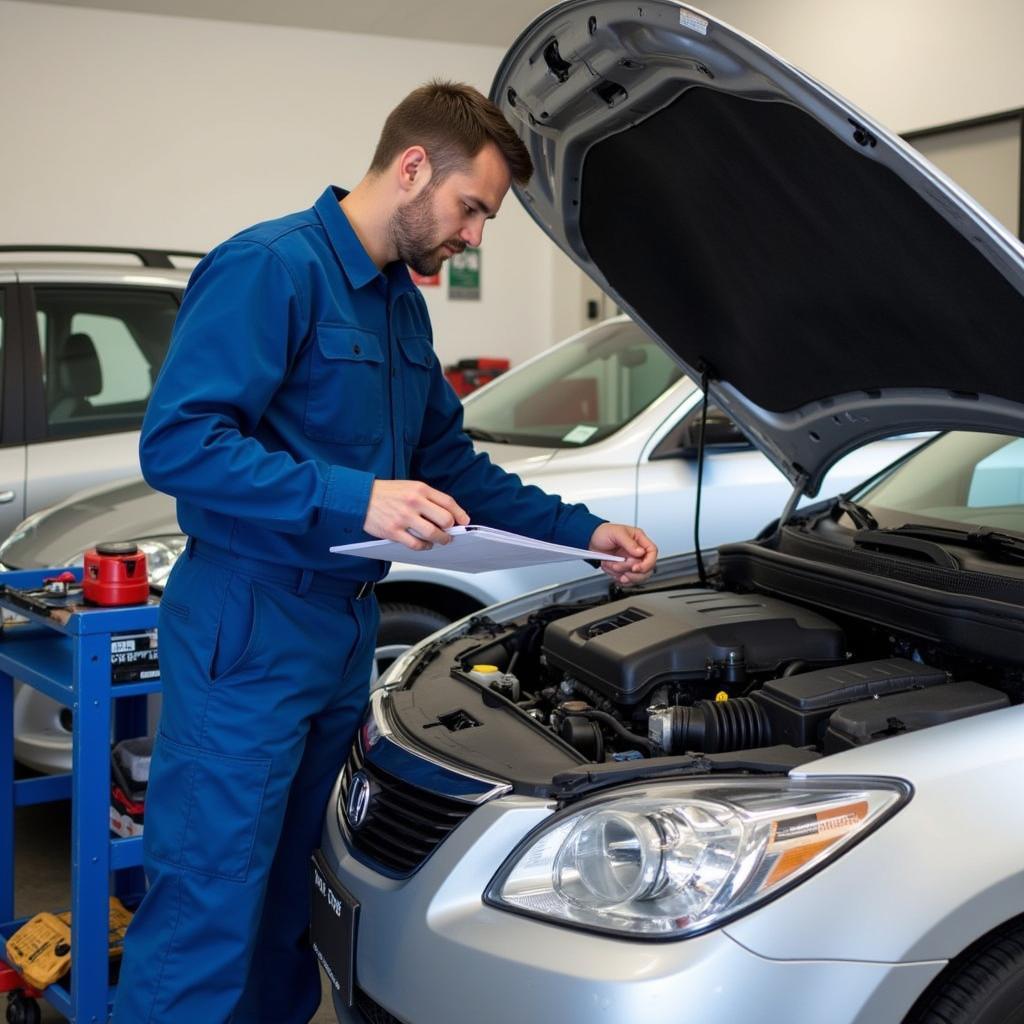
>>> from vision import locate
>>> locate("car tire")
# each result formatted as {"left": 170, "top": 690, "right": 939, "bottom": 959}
{"left": 906, "top": 920, "right": 1024, "bottom": 1024}
{"left": 373, "top": 603, "right": 451, "bottom": 682}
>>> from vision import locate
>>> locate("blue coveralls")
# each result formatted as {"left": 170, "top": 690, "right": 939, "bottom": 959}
{"left": 112, "top": 186, "right": 604, "bottom": 1024}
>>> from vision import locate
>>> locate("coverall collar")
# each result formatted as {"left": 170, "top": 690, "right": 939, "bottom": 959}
{"left": 315, "top": 185, "right": 416, "bottom": 299}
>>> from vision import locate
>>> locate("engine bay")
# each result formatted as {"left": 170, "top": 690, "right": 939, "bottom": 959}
{"left": 388, "top": 575, "right": 1020, "bottom": 788}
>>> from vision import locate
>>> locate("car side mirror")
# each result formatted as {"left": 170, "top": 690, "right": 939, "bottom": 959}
{"left": 650, "top": 403, "right": 752, "bottom": 460}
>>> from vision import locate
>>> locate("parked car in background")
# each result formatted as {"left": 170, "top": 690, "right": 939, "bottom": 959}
{"left": 0, "top": 246, "right": 194, "bottom": 537}
{"left": 311, "top": 3, "right": 1024, "bottom": 1023}
{"left": 0, "top": 314, "right": 921, "bottom": 772}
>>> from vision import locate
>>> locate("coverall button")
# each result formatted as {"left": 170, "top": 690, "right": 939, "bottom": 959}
{"left": 353, "top": 344, "right": 361, "bottom": 355}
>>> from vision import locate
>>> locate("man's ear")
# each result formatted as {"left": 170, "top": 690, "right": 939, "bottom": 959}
{"left": 397, "top": 145, "right": 431, "bottom": 194}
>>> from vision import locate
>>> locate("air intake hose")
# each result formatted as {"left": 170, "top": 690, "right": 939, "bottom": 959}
{"left": 648, "top": 698, "right": 771, "bottom": 755}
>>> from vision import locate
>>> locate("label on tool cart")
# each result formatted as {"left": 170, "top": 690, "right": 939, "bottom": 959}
{"left": 310, "top": 851, "right": 359, "bottom": 1007}
{"left": 110, "top": 629, "right": 159, "bottom": 683}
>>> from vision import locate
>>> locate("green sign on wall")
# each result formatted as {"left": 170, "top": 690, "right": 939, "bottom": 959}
{"left": 448, "top": 247, "right": 481, "bottom": 300}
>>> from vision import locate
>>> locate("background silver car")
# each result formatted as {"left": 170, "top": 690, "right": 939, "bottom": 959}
{"left": 311, "top": 2, "right": 1024, "bottom": 1023}
{"left": 1, "top": 314, "right": 918, "bottom": 772}
{"left": 0, "top": 245, "right": 193, "bottom": 537}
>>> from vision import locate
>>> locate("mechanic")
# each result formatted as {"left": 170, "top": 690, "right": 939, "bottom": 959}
{"left": 112, "top": 80, "right": 657, "bottom": 1024}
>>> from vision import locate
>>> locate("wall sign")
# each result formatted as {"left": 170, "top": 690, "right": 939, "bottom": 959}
{"left": 448, "top": 246, "right": 481, "bottom": 300}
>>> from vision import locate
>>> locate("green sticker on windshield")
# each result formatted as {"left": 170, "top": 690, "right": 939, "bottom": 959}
{"left": 562, "top": 424, "right": 599, "bottom": 444}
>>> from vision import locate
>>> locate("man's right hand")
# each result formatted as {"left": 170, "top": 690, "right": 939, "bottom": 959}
{"left": 363, "top": 480, "right": 470, "bottom": 550}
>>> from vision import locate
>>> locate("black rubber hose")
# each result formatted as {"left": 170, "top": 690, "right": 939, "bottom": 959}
{"left": 576, "top": 709, "right": 655, "bottom": 754}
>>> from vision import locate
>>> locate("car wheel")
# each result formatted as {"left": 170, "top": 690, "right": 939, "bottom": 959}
{"left": 372, "top": 603, "right": 451, "bottom": 684}
{"left": 906, "top": 920, "right": 1024, "bottom": 1024}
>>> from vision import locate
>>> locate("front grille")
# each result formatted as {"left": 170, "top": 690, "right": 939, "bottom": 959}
{"left": 355, "top": 986, "right": 404, "bottom": 1024}
{"left": 339, "top": 738, "right": 476, "bottom": 876}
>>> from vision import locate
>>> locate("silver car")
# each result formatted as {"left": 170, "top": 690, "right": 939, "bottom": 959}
{"left": 0, "top": 246, "right": 191, "bottom": 537}
{"left": 312, "top": 4, "right": 1024, "bottom": 1024}
{"left": 1, "top": 314, "right": 916, "bottom": 772}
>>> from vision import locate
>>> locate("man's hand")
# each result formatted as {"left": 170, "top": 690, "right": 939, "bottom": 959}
{"left": 363, "top": 480, "right": 470, "bottom": 550}
{"left": 589, "top": 523, "right": 657, "bottom": 585}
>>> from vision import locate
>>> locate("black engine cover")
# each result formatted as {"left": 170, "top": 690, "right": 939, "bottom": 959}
{"left": 543, "top": 590, "right": 845, "bottom": 704}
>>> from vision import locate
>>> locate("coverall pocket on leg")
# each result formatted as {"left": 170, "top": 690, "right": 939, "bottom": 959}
{"left": 209, "top": 573, "right": 262, "bottom": 682}
{"left": 145, "top": 730, "right": 272, "bottom": 882}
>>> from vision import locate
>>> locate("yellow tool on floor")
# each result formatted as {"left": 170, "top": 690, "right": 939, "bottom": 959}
{"left": 4, "top": 897, "right": 134, "bottom": 989}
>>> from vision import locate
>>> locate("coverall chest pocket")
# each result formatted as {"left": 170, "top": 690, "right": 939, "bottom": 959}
{"left": 304, "top": 323, "right": 385, "bottom": 445}
{"left": 398, "top": 333, "right": 434, "bottom": 444}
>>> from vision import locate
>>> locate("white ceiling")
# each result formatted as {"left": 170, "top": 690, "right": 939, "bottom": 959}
{"left": 19, "top": 0, "right": 563, "bottom": 47}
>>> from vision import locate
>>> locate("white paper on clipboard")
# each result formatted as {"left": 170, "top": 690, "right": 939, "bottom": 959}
{"left": 330, "top": 524, "right": 624, "bottom": 574}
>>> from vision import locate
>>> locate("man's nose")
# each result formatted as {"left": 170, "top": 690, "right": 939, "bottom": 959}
{"left": 461, "top": 221, "right": 484, "bottom": 248}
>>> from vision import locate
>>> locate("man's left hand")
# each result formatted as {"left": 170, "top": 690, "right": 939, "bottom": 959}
{"left": 589, "top": 523, "right": 657, "bottom": 585}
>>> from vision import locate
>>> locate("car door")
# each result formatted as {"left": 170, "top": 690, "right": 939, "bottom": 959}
{"left": 0, "top": 279, "right": 28, "bottom": 538}
{"left": 21, "top": 279, "right": 181, "bottom": 526}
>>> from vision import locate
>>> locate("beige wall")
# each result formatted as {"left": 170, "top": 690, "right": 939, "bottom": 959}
{"left": 4, "top": 0, "right": 1024, "bottom": 357}
{"left": 0, "top": 0, "right": 564, "bottom": 366}
{"left": 699, "top": 0, "right": 1024, "bottom": 132}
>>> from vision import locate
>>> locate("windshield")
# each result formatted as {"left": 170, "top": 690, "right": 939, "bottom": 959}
{"left": 859, "top": 431, "right": 1024, "bottom": 535}
{"left": 461, "top": 319, "right": 686, "bottom": 448}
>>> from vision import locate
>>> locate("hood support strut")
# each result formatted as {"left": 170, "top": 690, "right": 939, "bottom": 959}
{"left": 774, "top": 476, "right": 810, "bottom": 543}
{"left": 693, "top": 365, "right": 712, "bottom": 584}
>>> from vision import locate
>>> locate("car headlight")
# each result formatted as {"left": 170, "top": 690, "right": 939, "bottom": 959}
{"left": 64, "top": 535, "right": 187, "bottom": 589}
{"left": 486, "top": 777, "right": 908, "bottom": 939}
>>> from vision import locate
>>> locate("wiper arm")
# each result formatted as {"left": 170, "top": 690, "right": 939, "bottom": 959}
{"left": 877, "top": 524, "right": 1024, "bottom": 565}
{"left": 835, "top": 496, "right": 879, "bottom": 531}
{"left": 463, "top": 426, "right": 510, "bottom": 443}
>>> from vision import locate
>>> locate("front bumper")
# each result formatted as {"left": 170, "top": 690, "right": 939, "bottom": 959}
{"left": 319, "top": 775, "right": 943, "bottom": 1024}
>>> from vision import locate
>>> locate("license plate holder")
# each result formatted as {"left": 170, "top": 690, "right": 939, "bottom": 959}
{"left": 310, "top": 850, "right": 359, "bottom": 1007}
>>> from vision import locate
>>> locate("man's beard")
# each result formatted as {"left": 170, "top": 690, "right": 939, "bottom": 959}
{"left": 390, "top": 186, "right": 465, "bottom": 276}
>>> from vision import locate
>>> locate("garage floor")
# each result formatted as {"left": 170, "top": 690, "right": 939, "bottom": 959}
{"left": 14, "top": 800, "right": 336, "bottom": 1023}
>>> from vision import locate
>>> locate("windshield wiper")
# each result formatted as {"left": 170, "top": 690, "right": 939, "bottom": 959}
{"left": 463, "top": 426, "right": 511, "bottom": 443}
{"left": 835, "top": 496, "right": 879, "bottom": 531}
{"left": 873, "top": 524, "right": 1024, "bottom": 565}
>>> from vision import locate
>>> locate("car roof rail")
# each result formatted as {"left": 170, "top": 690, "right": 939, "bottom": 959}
{"left": 0, "top": 245, "right": 205, "bottom": 269}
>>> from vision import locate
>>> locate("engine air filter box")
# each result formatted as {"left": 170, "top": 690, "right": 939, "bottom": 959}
{"left": 822, "top": 681, "right": 1008, "bottom": 754}
{"left": 752, "top": 658, "right": 949, "bottom": 747}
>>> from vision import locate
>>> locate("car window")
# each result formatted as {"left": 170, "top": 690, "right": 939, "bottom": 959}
{"left": 462, "top": 320, "right": 685, "bottom": 448}
{"left": 966, "top": 438, "right": 1024, "bottom": 508}
{"left": 32, "top": 287, "right": 179, "bottom": 439}
{"left": 861, "top": 431, "right": 1024, "bottom": 533}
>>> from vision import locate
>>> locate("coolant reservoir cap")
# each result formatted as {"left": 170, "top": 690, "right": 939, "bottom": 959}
{"left": 561, "top": 700, "right": 591, "bottom": 714}
{"left": 96, "top": 541, "right": 139, "bottom": 556}
{"left": 471, "top": 664, "right": 499, "bottom": 673}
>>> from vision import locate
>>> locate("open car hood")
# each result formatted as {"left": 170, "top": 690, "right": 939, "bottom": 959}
{"left": 492, "top": 1, "right": 1024, "bottom": 495}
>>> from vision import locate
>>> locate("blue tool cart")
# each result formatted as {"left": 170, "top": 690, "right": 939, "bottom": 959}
{"left": 0, "top": 567, "right": 160, "bottom": 1023}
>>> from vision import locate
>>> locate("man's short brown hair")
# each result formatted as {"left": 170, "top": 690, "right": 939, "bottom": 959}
{"left": 370, "top": 79, "right": 533, "bottom": 187}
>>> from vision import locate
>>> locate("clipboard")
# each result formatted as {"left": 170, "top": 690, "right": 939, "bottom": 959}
{"left": 330, "top": 524, "right": 624, "bottom": 574}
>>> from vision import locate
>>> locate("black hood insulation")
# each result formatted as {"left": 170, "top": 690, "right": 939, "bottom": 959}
{"left": 581, "top": 87, "right": 1024, "bottom": 413}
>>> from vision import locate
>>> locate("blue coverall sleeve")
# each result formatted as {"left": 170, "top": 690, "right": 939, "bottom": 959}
{"left": 139, "top": 241, "right": 373, "bottom": 534}
{"left": 411, "top": 360, "right": 605, "bottom": 551}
